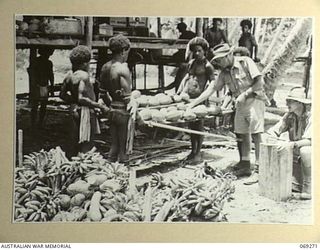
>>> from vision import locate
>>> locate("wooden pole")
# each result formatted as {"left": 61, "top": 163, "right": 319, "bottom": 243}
{"left": 195, "top": 18, "right": 203, "bottom": 37}
{"left": 86, "top": 17, "right": 93, "bottom": 49}
{"left": 259, "top": 143, "right": 293, "bottom": 201}
{"left": 18, "top": 129, "right": 23, "bottom": 167}
{"left": 146, "top": 121, "right": 237, "bottom": 141}
{"left": 142, "top": 185, "right": 153, "bottom": 222}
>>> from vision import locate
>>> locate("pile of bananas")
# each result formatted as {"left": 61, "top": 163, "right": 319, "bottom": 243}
{"left": 14, "top": 147, "right": 133, "bottom": 222}
{"left": 150, "top": 165, "right": 235, "bottom": 222}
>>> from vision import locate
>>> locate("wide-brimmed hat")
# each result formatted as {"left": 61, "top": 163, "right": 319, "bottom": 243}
{"left": 286, "top": 87, "right": 311, "bottom": 104}
{"left": 210, "top": 43, "right": 235, "bottom": 63}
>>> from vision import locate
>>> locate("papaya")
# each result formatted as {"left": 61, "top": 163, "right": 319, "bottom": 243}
{"left": 131, "top": 90, "right": 141, "bottom": 99}
{"left": 166, "top": 110, "right": 183, "bottom": 122}
{"left": 173, "top": 95, "right": 183, "bottom": 103}
{"left": 86, "top": 174, "right": 108, "bottom": 186}
{"left": 183, "top": 110, "right": 197, "bottom": 121}
{"left": 152, "top": 110, "right": 166, "bottom": 123}
{"left": 139, "top": 109, "right": 152, "bottom": 121}
{"left": 67, "top": 180, "right": 90, "bottom": 196}
{"left": 180, "top": 93, "right": 190, "bottom": 102}
{"left": 70, "top": 193, "right": 86, "bottom": 207}
{"left": 177, "top": 102, "right": 186, "bottom": 111}
{"left": 159, "top": 95, "right": 173, "bottom": 105}
{"left": 192, "top": 105, "right": 208, "bottom": 118}
{"left": 87, "top": 191, "right": 103, "bottom": 222}
{"left": 207, "top": 105, "right": 222, "bottom": 116}
{"left": 148, "top": 98, "right": 160, "bottom": 107}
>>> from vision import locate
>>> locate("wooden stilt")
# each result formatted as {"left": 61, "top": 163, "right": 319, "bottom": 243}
{"left": 18, "top": 129, "right": 23, "bottom": 167}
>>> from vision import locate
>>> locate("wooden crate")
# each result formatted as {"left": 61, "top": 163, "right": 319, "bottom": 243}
{"left": 259, "top": 142, "right": 293, "bottom": 202}
{"left": 47, "top": 19, "right": 82, "bottom": 35}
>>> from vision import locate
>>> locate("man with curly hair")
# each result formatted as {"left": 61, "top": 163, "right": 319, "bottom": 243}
{"left": 178, "top": 37, "right": 215, "bottom": 164}
{"left": 238, "top": 19, "right": 260, "bottom": 62}
{"left": 99, "top": 34, "right": 133, "bottom": 163}
{"left": 60, "top": 45, "right": 109, "bottom": 156}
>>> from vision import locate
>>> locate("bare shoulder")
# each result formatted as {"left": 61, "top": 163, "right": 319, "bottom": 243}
{"left": 72, "top": 70, "right": 89, "bottom": 83}
{"left": 101, "top": 61, "right": 112, "bottom": 72}
{"left": 116, "top": 62, "right": 130, "bottom": 77}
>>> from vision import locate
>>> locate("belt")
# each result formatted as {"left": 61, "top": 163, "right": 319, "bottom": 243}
{"left": 111, "top": 102, "right": 127, "bottom": 110}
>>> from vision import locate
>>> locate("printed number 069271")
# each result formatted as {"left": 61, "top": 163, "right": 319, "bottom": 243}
{"left": 300, "top": 244, "right": 318, "bottom": 248}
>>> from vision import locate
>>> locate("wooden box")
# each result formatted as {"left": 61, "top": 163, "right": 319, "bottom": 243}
{"left": 259, "top": 142, "right": 293, "bottom": 201}
{"left": 47, "top": 18, "right": 82, "bottom": 35}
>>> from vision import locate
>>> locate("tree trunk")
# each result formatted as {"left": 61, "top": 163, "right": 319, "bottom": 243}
{"left": 262, "top": 18, "right": 312, "bottom": 103}
{"left": 254, "top": 18, "right": 262, "bottom": 43}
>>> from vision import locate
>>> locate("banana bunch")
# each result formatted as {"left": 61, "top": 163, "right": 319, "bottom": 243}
{"left": 150, "top": 172, "right": 164, "bottom": 188}
{"left": 148, "top": 166, "right": 236, "bottom": 222}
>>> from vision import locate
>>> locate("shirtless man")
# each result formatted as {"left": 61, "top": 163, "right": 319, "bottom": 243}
{"left": 60, "top": 45, "right": 109, "bottom": 156}
{"left": 178, "top": 37, "right": 215, "bottom": 164}
{"left": 99, "top": 34, "right": 132, "bottom": 163}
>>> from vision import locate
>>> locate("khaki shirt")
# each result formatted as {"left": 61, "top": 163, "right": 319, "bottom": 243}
{"left": 214, "top": 56, "right": 263, "bottom": 98}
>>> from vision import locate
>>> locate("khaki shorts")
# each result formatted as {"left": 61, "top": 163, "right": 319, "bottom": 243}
{"left": 234, "top": 97, "right": 265, "bottom": 134}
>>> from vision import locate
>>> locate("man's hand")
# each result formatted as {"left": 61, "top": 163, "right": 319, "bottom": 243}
{"left": 127, "top": 98, "right": 139, "bottom": 120}
{"left": 235, "top": 92, "right": 247, "bottom": 105}
{"left": 277, "top": 141, "right": 295, "bottom": 152}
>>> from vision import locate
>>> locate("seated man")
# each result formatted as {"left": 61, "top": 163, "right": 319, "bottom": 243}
{"left": 267, "top": 87, "right": 312, "bottom": 200}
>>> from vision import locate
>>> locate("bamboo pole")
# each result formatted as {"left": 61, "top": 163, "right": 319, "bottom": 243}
{"left": 18, "top": 129, "right": 23, "bottom": 167}
{"left": 146, "top": 121, "right": 237, "bottom": 141}
{"left": 86, "top": 17, "right": 93, "bottom": 49}
{"left": 261, "top": 18, "right": 286, "bottom": 65}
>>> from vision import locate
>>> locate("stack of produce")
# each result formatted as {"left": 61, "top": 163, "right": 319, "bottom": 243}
{"left": 14, "top": 147, "right": 234, "bottom": 223}
{"left": 149, "top": 166, "right": 236, "bottom": 222}
{"left": 14, "top": 147, "right": 142, "bottom": 222}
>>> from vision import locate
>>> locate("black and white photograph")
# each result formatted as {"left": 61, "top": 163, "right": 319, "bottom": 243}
{"left": 14, "top": 15, "right": 313, "bottom": 224}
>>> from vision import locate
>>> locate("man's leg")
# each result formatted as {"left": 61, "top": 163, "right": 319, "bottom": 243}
{"left": 300, "top": 146, "right": 312, "bottom": 199}
{"left": 30, "top": 100, "right": 38, "bottom": 128}
{"left": 233, "top": 133, "right": 252, "bottom": 177}
{"left": 108, "top": 112, "right": 120, "bottom": 162}
{"left": 194, "top": 120, "right": 204, "bottom": 163}
{"left": 188, "top": 121, "right": 198, "bottom": 160}
{"left": 118, "top": 113, "right": 129, "bottom": 163}
{"left": 39, "top": 100, "right": 48, "bottom": 128}
{"left": 236, "top": 133, "right": 242, "bottom": 162}
{"left": 252, "top": 132, "right": 262, "bottom": 168}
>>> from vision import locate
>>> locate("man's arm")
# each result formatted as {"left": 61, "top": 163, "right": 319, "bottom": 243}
{"left": 189, "top": 80, "right": 217, "bottom": 108}
{"left": 99, "top": 64, "right": 112, "bottom": 105}
{"left": 49, "top": 61, "right": 54, "bottom": 96}
{"left": 78, "top": 80, "right": 104, "bottom": 109}
{"left": 177, "top": 73, "right": 189, "bottom": 94}
{"left": 221, "top": 30, "right": 229, "bottom": 44}
{"left": 59, "top": 73, "right": 73, "bottom": 104}
{"left": 119, "top": 63, "right": 132, "bottom": 104}
{"left": 251, "top": 35, "right": 259, "bottom": 61}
